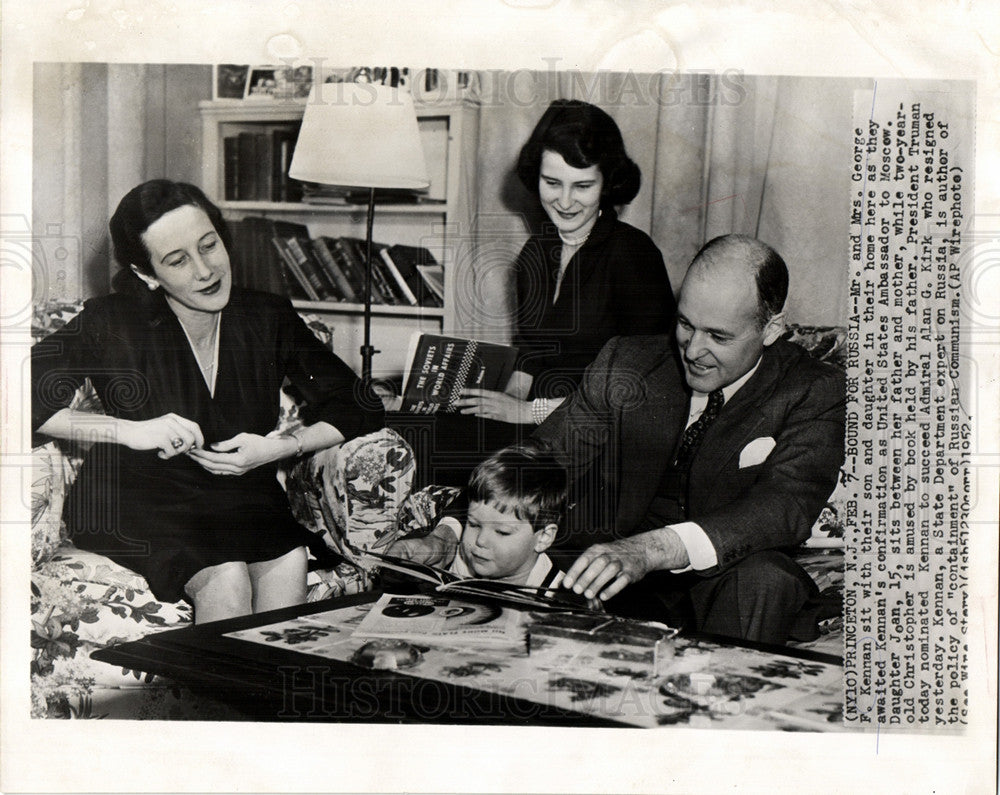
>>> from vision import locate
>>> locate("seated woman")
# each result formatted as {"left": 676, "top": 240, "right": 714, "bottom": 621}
{"left": 31, "top": 180, "right": 383, "bottom": 623}
{"left": 456, "top": 98, "right": 676, "bottom": 423}
{"left": 390, "top": 100, "right": 675, "bottom": 487}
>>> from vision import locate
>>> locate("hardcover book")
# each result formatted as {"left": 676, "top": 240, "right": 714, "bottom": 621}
{"left": 355, "top": 550, "right": 602, "bottom": 614}
{"left": 381, "top": 245, "right": 443, "bottom": 307}
{"left": 398, "top": 334, "right": 519, "bottom": 414}
{"left": 328, "top": 237, "right": 367, "bottom": 299}
{"left": 223, "top": 126, "right": 301, "bottom": 203}
{"left": 273, "top": 221, "right": 340, "bottom": 301}
{"left": 270, "top": 127, "right": 301, "bottom": 202}
{"left": 236, "top": 131, "right": 258, "bottom": 200}
{"left": 271, "top": 236, "right": 319, "bottom": 300}
{"left": 312, "top": 237, "right": 358, "bottom": 302}
{"left": 223, "top": 135, "right": 240, "bottom": 201}
{"left": 378, "top": 248, "right": 419, "bottom": 305}
{"left": 339, "top": 236, "right": 395, "bottom": 304}
{"left": 416, "top": 263, "right": 445, "bottom": 304}
{"left": 253, "top": 132, "right": 275, "bottom": 203}
{"left": 236, "top": 215, "right": 293, "bottom": 295}
{"left": 354, "top": 237, "right": 405, "bottom": 304}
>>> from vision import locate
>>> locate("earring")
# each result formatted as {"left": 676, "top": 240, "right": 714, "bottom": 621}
{"left": 147, "top": 283, "right": 158, "bottom": 291}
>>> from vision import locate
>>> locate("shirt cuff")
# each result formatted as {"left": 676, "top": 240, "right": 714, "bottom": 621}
{"left": 668, "top": 521, "right": 718, "bottom": 572}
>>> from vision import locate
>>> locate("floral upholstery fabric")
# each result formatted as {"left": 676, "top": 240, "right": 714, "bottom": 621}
{"left": 29, "top": 302, "right": 429, "bottom": 718}
{"left": 781, "top": 323, "right": 847, "bottom": 369}
{"left": 32, "top": 443, "right": 75, "bottom": 568}
{"left": 397, "top": 483, "right": 463, "bottom": 533}
{"left": 285, "top": 429, "right": 461, "bottom": 600}
{"left": 287, "top": 428, "right": 416, "bottom": 558}
{"left": 29, "top": 303, "right": 846, "bottom": 717}
{"left": 31, "top": 373, "right": 105, "bottom": 566}
{"left": 31, "top": 425, "right": 455, "bottom": 718}
{"left": 30, "top": 300, "right": 89, "bottom": 344}
{"left": 31, "top": 551, "right": 197, "bottom": 718}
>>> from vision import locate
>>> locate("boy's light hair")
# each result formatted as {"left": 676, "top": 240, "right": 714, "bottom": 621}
{"left": 467, "top": 440, "right": 568, "bottom": 532}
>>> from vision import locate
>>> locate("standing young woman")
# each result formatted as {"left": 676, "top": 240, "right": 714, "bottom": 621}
{"left": 456, "top": 99, "right": 676, "bottom": 424}
{"left": 32, "top": 180, "right": 383, "bottom": 623}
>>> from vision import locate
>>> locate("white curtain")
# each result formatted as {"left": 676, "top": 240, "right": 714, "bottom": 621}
{"left": 466, "top": 71, "right": 862, "bottom": 341}
{"left": 32, "top": 63, "right": 208, "bottom": 301}
{"left": 34, "top": 65, "right": 856, "bottom": 327}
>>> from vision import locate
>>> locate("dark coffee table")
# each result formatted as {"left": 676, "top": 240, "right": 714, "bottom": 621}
{"left": 92, "top": 591, "right": 844, "bottom": 729}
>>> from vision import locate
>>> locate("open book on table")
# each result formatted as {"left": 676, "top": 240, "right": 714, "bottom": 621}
{"left": 355, "top": 549, "right": 604, "bottom": 614}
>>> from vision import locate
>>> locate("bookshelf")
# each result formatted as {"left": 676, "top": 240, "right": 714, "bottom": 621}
{"left": 199, "top": 97, "right": 480, "bottom": 378}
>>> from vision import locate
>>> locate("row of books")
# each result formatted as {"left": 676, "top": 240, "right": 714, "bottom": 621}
{"left": 223, "top": 126, "right": 303, "bottom": 203}
{"left": 299, "top": 183, "right": 427, "bottom": 206}
{"left": 228, "top": 216, "right": 445, "bottom": 307}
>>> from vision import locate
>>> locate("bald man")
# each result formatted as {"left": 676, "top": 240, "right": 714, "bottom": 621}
{"left": 536, "top": 234, "right": 845, "bottom": 643}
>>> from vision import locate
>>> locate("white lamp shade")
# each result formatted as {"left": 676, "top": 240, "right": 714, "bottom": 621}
{"left": 289, "top": 82, "right": 430, "bottom": 190}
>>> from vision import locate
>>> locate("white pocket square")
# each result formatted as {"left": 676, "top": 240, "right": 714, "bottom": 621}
{"left": 739, "top": 437, "right": 776, "bottom": 468}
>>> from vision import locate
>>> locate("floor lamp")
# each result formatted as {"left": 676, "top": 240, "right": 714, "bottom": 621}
{"left": 289, "top": 81, "right": 429, "bottom": 383}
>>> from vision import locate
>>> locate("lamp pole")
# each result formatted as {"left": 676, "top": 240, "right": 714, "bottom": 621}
{"left": 287, "top": 81, "right": 428, "bottom": 385}
{"left": 360, "top": 186, "right": 378, "bottom": 384}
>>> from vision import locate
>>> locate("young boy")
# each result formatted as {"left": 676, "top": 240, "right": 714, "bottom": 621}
{"left": 391, "top": 441, "right": 568, "bottom": 588}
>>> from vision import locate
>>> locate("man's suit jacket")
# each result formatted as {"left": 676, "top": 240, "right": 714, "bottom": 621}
{"left": 533, "top": 335, "right": 845, "bottom": 574}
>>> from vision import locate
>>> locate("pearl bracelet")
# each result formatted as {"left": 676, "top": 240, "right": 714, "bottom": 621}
{"left": 531, "top": 398, "right": 550, "bottom": 425}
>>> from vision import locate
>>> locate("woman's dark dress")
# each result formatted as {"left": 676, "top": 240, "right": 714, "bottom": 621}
{"left": 513, "top": 207, "right": 676, "bottom": 399}
{"left": 31, "top": 288, "right": 383, "bottom": 601}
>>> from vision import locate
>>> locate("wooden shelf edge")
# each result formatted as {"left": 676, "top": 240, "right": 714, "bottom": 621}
{"left": 292, "top": 300, "right": 445, "bottom": 318}
{"left": 199, "top": 97, "right": 479, "bottom": 113}
{"left": 220, "top": 201, "right": 447, "bottom": 215}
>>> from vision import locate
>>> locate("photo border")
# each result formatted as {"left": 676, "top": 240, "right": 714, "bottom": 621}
{"left": 1, "top": 2, "right": 997, "bottom": 793}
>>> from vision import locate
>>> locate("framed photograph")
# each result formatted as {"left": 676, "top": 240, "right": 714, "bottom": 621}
{"left": 245, "top": 64, "right": 313, "bottom": 100}
{"left": 213, "top": 64, "right": 249, "bottom": 100}
{"left": 322, "top": 65, "right": 410, "bottom": 90}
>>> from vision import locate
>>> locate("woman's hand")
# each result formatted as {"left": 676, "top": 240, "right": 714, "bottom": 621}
{"left": 187, "top": 432, "right": 293, "bottom": 476}
{"left": 453, "top": 388, "right": 533, "bottom": 424}
{"left": 119, "top": 413, "right": 205, "bottom": 459}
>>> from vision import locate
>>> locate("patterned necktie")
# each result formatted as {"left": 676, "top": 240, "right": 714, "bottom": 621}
{"left": 673, "top": 388, "right": 725, "bottom": 469}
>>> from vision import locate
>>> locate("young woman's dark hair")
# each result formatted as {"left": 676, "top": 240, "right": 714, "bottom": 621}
{"left": 515, "top": 99, "right": 641, "bottom": 209}
{"left": 109, "top": 180, "right": 232, "bottom": 294}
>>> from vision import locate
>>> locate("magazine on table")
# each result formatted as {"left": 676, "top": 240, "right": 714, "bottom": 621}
{"left": 352, "top": 593, "right": 526, "bottom": 647}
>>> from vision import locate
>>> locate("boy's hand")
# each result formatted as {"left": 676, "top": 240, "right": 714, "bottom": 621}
{"left": 386, "top": 520, "right": 460, "bottom": 569}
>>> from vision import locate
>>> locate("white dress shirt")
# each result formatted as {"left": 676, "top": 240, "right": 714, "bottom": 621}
{"left": 669, "top": 359, "right": 762, "bottom": 571}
